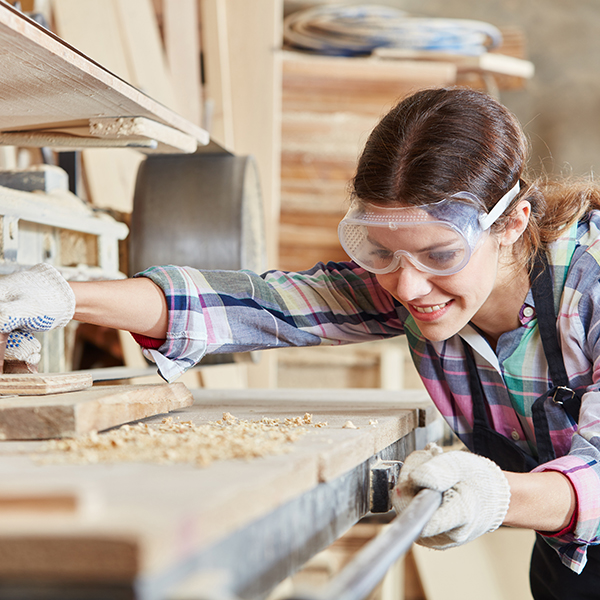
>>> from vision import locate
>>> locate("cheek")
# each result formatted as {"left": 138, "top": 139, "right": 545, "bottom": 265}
{"left": 375, "top": 273, "right": 401, "bottom": 297}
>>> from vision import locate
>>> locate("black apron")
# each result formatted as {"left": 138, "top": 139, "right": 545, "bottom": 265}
{"left": 463, "top": 253, "right": 580, "bottom": 473}
{"left": 461, "top": 254, "right": 600, "bottom": 599}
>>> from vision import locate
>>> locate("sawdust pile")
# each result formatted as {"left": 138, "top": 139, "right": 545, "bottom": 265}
{"left": 36, "top": 412, "right": 328, "bottom": 468}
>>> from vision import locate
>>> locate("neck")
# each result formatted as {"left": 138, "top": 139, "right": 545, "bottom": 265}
{"left": 471, "top": 261, "right": 531, "bottom": 351}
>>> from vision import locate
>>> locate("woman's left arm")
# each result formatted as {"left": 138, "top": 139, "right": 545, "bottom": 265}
{"left": 503, "top": 471, "right": 577, "bottom": 532}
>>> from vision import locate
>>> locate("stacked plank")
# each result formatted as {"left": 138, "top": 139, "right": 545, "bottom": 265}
{"left": 279, "top": 52, "right": 457, "bottom": 272}
{"left": 278, "top": 27, "right": 533, "bottom": 273}
{"left": 50, "top": 0, "right": 203, "bottom": 215}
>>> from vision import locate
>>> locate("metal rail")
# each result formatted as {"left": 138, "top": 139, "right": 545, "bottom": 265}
{"left": 289, "top": 488, "right": 442, "bottom": 600}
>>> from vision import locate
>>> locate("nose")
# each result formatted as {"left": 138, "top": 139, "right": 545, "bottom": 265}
{"left": 389, "top": 260, "right": 433, "bottom": 302}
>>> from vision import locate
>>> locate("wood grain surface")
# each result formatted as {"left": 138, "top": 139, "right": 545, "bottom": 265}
{"left": 0, "top": 2, "right": 208, "bottom": 144}
{"left": 0, "top": 372, "right": 92, "bottom": 396}
{"left": 0, "top": 388, "right": 437, "bottom": 588}
{"left": 0, "top": 382, "right": 193, "bottom": 439}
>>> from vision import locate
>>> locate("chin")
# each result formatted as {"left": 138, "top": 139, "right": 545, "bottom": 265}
{"left": 415, "top": 322, "right": 465, "bottom": 343}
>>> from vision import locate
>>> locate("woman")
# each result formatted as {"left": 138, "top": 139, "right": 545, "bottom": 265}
{"left": 1, "top": 87, "right": 599, "bottom": 598}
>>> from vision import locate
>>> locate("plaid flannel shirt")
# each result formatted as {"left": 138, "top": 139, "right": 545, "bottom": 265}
{"left": 135, "top": 211, "right": 600, "bottom": 574}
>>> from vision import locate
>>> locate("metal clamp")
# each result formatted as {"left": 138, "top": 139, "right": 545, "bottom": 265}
{"left": 370, "top": 459, "right": 401, "bottom": 513}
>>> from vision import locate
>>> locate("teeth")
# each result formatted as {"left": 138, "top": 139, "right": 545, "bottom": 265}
{"left": 413, "top": 302, "right": 448, "bottom": 313}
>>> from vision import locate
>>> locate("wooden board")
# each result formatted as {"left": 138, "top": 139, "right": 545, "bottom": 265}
{"left": 0, "top": 2, "right": 208, "bottom": 144}
{"left": 51, "top": 0, "right": 132, "bottom": 82}
{"left": 0, "top": 388, "right": 436, "bottom": 590}
{"left": 162, "top": 0, "right": 202, "bottom": 126}
{"left": 113, "top": 0, "right": 180, "bottom": 114}
{"left": 9, "top": 117, "right": 200, "bottom": 154}
{"left": 0, "top": 372, "right": 92, "bottom": 396}
{"left": 0, "top": 382, "right": 193, "bottom": 440}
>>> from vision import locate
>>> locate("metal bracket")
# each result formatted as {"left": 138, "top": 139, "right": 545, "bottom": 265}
{"left": 370, "top": 459, "right": 402, "bottom": 513}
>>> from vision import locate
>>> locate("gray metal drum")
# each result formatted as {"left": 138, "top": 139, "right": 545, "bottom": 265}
{"left": 129, "top": 153, "right": 266, "bottom": 276}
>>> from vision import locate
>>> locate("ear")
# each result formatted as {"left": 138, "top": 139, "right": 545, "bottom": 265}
{"left": 498, "top": 200, "right": 531, "bottom": 247}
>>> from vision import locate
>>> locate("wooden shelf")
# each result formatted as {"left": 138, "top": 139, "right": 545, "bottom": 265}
{"left": 0, "top": 1, "right": 209, "bottom": 151}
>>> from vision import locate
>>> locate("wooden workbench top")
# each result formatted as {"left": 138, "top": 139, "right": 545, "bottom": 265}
{"left": 0, "top": 387, "right": 437, "bottom": 592}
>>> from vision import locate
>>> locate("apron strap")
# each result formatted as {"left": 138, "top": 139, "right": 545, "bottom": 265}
{"left": 461, "top": 338, "right": 493, "bottom": 429}
{"left": 530, "top": 253, "right": 581, "bottom": 422}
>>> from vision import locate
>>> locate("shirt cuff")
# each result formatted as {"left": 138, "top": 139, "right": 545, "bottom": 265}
{"left": 133, "top": 265, "right": 210, "bottom": 382}
{"left": 130, "top": 332, "right": 165, "bottom": 350}
{"left": 532, "top": 455, "right": 595, "bottom": 542}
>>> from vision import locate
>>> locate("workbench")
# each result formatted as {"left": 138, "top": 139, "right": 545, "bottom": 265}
{"left": 0, "top": 387, "right": 441, "bottom": 600}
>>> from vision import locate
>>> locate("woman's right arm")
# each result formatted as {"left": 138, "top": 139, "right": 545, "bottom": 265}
{"left": 70, "top": 276, "right": 169, "bottom": 339}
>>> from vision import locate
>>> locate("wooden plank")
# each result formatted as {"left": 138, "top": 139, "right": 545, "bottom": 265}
{"left": 372, "top": 48, "right": 534, "bottom": 79}
{"left": 0, "top": 372, "right": 92, "bottom": 396}
{"left": 51, "top": 0, "right": 132, "bottom": 82}
{"left": 0, "top": 382, "right": 193, "bottom": 439}
{"left": 0, "top": 2, "right": 208, "bottom": 143}
{"left": 113, "top": 0, "right": 181, "bottom": 114}
{"left": 199, "top": 0, "right": 235, "bottom": 149}
{"left": 212, "top": 0, "right": 283, "bottom": 389}
{"left": 162, "top": 0, "right": 202, "bottom": 126}
{"left": 0, "top": 391, "right": 432, "bottom": 589}
{"left": 0, "top": 183, "right": 129, "bottom": 238}
{"left": 17, "top": 117, "right": 199, "bottom": 153}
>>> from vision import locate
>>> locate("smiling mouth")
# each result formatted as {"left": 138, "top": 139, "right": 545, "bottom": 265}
{"left": 411, "top": 301, "right": 451, "bottom": 314}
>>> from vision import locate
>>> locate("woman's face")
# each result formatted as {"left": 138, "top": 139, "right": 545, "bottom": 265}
{"left": 374, "top": 200, "right": 531, "bottom": 343}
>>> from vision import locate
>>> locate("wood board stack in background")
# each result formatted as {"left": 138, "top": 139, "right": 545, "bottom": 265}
{"left": 278, "top": 27, "right": 533, "bottom": 272}
{"left": 278, "top": 52, "right": 457, "bottom": 272}
{"left": 50, "top": 0, "right": 203, "bottom": 216}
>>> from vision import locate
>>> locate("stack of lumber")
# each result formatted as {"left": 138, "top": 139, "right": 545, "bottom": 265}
{"left": 49, "top": 0, "right": 203, "bottom": 215}
{"left": 279, "top": 52, "right": 457, "bottom": 272}
{"left": 278, "top": 28, "right": 533, "bottom": 272}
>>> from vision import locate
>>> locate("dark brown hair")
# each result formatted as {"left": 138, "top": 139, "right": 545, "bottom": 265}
{"left": 351, "top": 87, "right": 600, "bottom": 271}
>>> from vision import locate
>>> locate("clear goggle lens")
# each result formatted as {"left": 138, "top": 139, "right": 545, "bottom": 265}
{"left": 338, "top": 220, "right": 472, "bottom": 275}
{"left": 338, "top": 181, "right": 520, "bottom": 276}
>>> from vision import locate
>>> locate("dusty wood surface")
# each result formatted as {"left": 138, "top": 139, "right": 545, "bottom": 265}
{"left": 0, "top": 382, "right": 193, "bottom": 439}
{"left": 0, "top": 388, "right": 435, "bottom": 586}
{"left": 0, "top": 372, "right": 92, "bottom": 396}
{"left": 0, "top": 2, "right": 208, "bottom": 144}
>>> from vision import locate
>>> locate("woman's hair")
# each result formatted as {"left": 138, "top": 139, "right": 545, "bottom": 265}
{"left": 351, "top": 86, "right": 600, "bottom": 271}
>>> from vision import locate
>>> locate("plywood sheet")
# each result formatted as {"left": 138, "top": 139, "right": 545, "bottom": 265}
{"left": 0, "top": 382, "right": 193, "bottom": 440}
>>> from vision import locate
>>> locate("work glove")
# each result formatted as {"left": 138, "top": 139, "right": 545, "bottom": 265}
{"left": 4, "top": 330, "right": 41, "bottom": 367}
{"left": 0, "top": 264, "right": 75, "bottom": 333}
{"left": 392, "top": 443, "right": 511, "bottom": 550}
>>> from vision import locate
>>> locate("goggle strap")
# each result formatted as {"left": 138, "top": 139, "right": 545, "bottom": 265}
{"left": 478, "top": 180, "right": 521, "bottom": 230}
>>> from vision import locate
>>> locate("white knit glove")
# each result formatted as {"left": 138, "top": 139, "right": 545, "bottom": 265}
{"left": 392, "top": 443, "right": 511, "bottom": 549}
{"left": 0, "top": 264, "right": 75, "bottom": 333}
{"left": 4, "top": 330, "right": 41, "bottom": 366}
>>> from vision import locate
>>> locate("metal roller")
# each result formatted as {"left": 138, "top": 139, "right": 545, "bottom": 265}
{"left": 129, "top": 153, "right": 266, "bottom": 275}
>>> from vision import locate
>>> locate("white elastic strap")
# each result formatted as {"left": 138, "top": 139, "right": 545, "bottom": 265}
{"left": 478, "top": 180, "right": 521, "bottom": 231}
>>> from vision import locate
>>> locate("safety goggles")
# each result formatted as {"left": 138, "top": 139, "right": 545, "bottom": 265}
{"left": 338, "top": 181, "right": 520, "bottom": 276}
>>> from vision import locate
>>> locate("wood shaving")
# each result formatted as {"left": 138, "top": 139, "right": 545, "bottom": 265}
{"left": 342, "top": 420, "right": 358, "bottom": 429}
{"left": 34, "top": 413, "right": 328, "bottom": 468}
